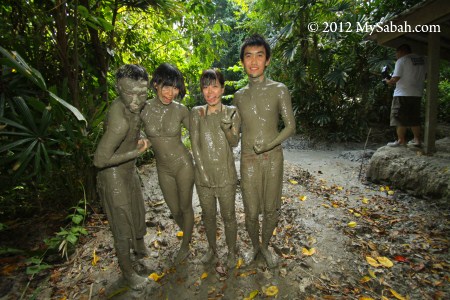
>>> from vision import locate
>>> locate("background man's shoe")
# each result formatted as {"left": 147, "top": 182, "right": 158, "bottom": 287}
{"left": 407, "top": 140, "right": 421, "bottom": 147}
{"left": 387, "top": 141, "right": 406, "bottom": 147}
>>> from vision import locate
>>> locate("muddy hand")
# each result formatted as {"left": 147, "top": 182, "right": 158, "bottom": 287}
{"left": 137, "top": 138, "right": 150, "bottom": 154}
{"left": 220, "top": 108, "right": 235, "bottom": 131}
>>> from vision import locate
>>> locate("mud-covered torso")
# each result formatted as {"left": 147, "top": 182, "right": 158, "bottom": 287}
{"left": 234, "top": 78, "right": 291, "bottom": 153}
{"left": 191, "top": 105, "right": 237, "bottom": 187}
{"left": 95, "top": 99, "right": 141, "bottom": 170}
{"left": 140, "top": 98, "right": 191, "bottom": 162}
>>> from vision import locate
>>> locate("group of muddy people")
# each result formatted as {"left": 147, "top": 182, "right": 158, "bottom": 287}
{"left": 93, "top": 34, "right": 296, "bottom": 290}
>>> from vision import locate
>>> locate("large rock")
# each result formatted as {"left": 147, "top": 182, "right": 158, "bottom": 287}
{"left": 366, "top": 138, "right": 450, "bottom": 200}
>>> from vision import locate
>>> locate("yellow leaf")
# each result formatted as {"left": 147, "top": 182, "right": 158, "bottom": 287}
{"left": 176, "top": 231, "right": 184, "bottom": 237}
{"left": 264, "top": 286, "right": 279, "bottom": 297}
{"left": 368, "top": 269, "right": 377, "bottom": 278}
{"left": 236, "top": 258, "right": 244, "bottom": 269}
{"left": 380, "top": 186, "right": 385, "bottom": 192}
{"left": 148, "top": 272, "right": 164, "bottom": 282}
{"left": 360, "top": 276, "right": 371, "bottom": 283}
{"left": 366, "top": 256, "right": 381, "bottom": 267}
{"left": 381, "top": 297, "right": 389, "bottom": 300}
{"left": 92, "top": 248, "right": 100, "bottom": 266}
{"left": 362, "top": 197, "right": 369, "bottom": 204}
{"left": 201, "top": 272, "right": 208, "bottom": 279}
{"left": 388, "top": 190, "right": 394, "bottom": 195}
{"left": 385, "top": 186, "right": 390, "bottom": 191}
{"left": 354, "top": 213, "right": 361, "bottom": 217}
{"left": 299, "top": 195, "right": 307, "bottom": 201}
{"left": 322, "top": 204, "right": 330, "bottom": 208}
{"left": 359, "top": 297, "right": 375, "bottom": 300}
{"left": 302, "top": 247, "right": 316, "bottom": 256}
{"left": 348, "top": 221, "right": 357, "bottom": 228}
{"left": 244, "top": 290, "right": 259, "bottom": 300}
{"left": 377, "top": 256, "right": 394, "bottom": 268}
{"left": 337, "top": 186, "right": 343, "bottom": 190}
{"left": 289, "top": 179, "right": 298, "bottom": 185}
{"left": 272, "top": 228, "right": 277, "bottom": 236}
{"left": 390, "top": 288, "right": 406, "bottom": 300}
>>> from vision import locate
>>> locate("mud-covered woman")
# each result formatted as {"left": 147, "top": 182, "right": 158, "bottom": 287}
{"left": 140, "top": 63, "right": 194, "bottom": 264}
{"left": 190, "top": 69, "right": 241, "bottom": 268}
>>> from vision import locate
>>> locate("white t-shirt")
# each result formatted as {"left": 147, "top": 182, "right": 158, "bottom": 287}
{"left": 393, "top": 53, "right": 426, "bottom": 97}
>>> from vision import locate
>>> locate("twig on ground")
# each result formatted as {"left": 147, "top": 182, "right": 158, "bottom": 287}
{"left": 358, "top": 128, "right": 371, "bottom": 180}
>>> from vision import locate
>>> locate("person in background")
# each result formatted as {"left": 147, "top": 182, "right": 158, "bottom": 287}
{"left": 94, "top": 64, "right": 150, "bottom": 290}
{"left": 140, "top": 63, "right": 194, "bottom": 264}
{"left": 190, "top": 69, "right": 241, "bottom": 269}
{"left": 386, "top": 44, "right": 426, "bottom": 147}
{"left": 233, "top": 34, "right": 296, "bottom": 268}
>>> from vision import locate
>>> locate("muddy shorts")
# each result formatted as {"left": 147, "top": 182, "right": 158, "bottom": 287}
{"left": 390, "top": 96, "right": 421, "bottom": 127}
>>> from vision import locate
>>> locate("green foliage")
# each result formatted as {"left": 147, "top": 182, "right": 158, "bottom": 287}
{"left": 44, "top": 197, "right": 88, "bottom": 260}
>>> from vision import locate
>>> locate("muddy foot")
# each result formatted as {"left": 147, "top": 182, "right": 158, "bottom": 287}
{"left": 174, "top": 246, "right": 190, "bottom": 264}
{"left": 243, "top": 247, "right": 260, "bottom": 265}
{"left": 201, "top": 248, "right": 217, "bottom": 264}
{"left": 260, "top": 247, "right": 278, "bottom": 269}
{"left": 226, "top": 252, "right": 237, "bottom": 269}
{"left": 125, "top": 273, "right": 148, "bottom": 290}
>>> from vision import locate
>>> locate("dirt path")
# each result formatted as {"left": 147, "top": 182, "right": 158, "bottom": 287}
{"left": 3, "top": 139, "right": 448, "bottom": 299}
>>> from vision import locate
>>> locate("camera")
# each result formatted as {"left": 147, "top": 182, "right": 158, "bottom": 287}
{"left": 381, "top": 65, "right": 392, "bottom": 86}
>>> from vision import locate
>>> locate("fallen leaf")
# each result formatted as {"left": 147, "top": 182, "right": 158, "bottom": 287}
{"left": 360, "top": 276, "right": 371, "bottom": 283}
{"left": 366, "top": 256, "right": 380, "bottom": 267}
{"left": 362, "top": 197, "right": 369, "bottom": 204}
{"left": 322, "top": 204, "right": 330, "bottom": 208}
{"left": 359, "top": 297, "right": 375, "bottom": 300}
{"left": 368, "top": 269, "right": 376, "bottom": 278}
{"left": 236, "top": 258, "right": 244, "bottom": 269}
{"left": 289, "top": 179, "right": 298, "bottom": 185}
{"left": 348, "top": 221, "right": 357, "bottom": 228}
{"left": 302, "top": 247, "right": 316, "bottom": 256}
{"left": 244, "top": 290, "right": 259, "bottom": 300}
{"left": 239, "top": 270, "right": 257, "bottom": 277}
{"left": 394, "top": 255, "right": 409, "bottom": 263}
{"left": 390, "top": 288, "right": 406, "bottom": 300}
{"left": 337, "top": 186, "right": 343, "bottom": 190}
{"left": 299, "top": 195, "right": 307, "bottom": 201}
{"left": 264, "top": 286, "right": 279, "bottom": 297}
{"left": 176, "top": 231, "right": 183, "bottom": 237}
{"left": 377, "top": 256, "right": 393, "bottom": 268}
{"left": 388, "top": 190, "right": 394, "bottom": 195}
{"left": 148, "top": 272, "right": 164, "bottom": 282}
{"left": 273, "top": 228, "right": 277, "bottom": 236}
{"left": 354, "top": 213, "right": 361, "bottom": 217}
{"left": 92, "top": 248, "right": 100, "bottom": 266}
{"left": 201, "top": 272, "right": 208, "bottom": 279}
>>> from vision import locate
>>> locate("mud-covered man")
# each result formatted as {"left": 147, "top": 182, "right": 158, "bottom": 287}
{"left": 94, "top": 64, "right": 150, "bottom": 289}
{"left": 233, "top": 34, "right": 296, "bottom": 268}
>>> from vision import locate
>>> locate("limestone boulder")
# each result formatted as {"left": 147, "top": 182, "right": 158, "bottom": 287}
{"left": 366, "top": 138, "right": 450, "bottom": 200}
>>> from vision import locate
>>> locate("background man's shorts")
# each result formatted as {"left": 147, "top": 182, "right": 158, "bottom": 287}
{"left": 390, "top": 96, "right": 421, "bottom": 127}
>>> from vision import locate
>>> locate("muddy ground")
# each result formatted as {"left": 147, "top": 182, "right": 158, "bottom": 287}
{"left": 1, "top": 136, "right": 449, "bottom": 299}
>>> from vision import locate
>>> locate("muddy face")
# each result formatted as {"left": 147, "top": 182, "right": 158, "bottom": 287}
{"left": 202, "top": 80, "right": 224, "bottom": 112}
{"left": 116, "top": 78, "right": 148, "bottom": 113}
{"left": 156, "top": 84, "right": 180, "bottom": 105}
{"left": 241, "top": 45, "right": 270, "bottom": 81}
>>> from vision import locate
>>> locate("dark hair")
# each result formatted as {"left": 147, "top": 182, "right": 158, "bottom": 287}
{"left": 116, "top": 64, "right": 148, "bottom": 81}
{"left": 200, "top": 69, "right": 225, "bottom": 88}
{"left": 150, "top": 63, "right": 186, "bottom": 99}
{"left": 240, "top": 33, "right": 271, "bottom": 61}
{"left": 396, "top": 44, "right": 412, "bottom": 54}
